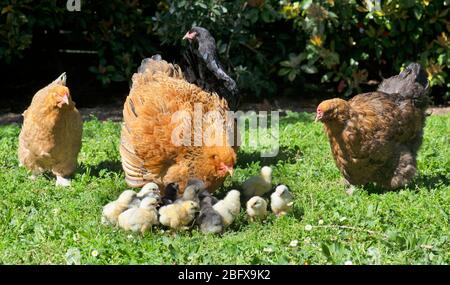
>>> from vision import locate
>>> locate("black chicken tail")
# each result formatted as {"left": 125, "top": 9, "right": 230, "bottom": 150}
{"left": 378, "top": 62, "right": 430, "bottom": 110}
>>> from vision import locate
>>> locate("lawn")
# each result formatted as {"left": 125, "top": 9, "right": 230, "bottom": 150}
{"left": 0, "top": 112, "right": 448, "bottom": 265}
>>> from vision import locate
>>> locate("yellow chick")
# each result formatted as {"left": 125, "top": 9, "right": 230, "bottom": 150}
{"left": 158, "top": 200, "right": 199, "bottom": 230}
{"left": 102, "top": 190, "right": 138, "bottom": 225}
{"left": 242, "top": 166, "right": 272, "bottom": 198}
{"left": 118, "top": 197, "right": 159, "bottom": 234}
{"left": 137, "top": 182, "right": 160, "bottom": 199}
{"left": 18, "top": 73, "right": 82, "bottom": 187}
{"left": 246, "top": 196, "right": 268, "bottom": 221}
{"left": 212, "top": 190, "right": 241, "bottom": 226}
{"left": 270, "top": 185, "right": 294, "bottom": 216}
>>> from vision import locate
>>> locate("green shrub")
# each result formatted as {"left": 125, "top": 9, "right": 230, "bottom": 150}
{"left": 0, "top": 0, "right": 448, "bottom": 101}
{"left": 277, "top": 0, "right": 450, "bottom": 99}
{"left": 0, "top": 0, "right": 156, "bottom": 86}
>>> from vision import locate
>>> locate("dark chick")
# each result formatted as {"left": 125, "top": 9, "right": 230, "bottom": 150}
{"left": 187, "top": 178, "right": 207, "bottom": 190}
{"left": 162, "top": 183, "right": 179, "bottom": 205}
{"left": 316, "top": 62, "right": 430, "bottom": 190}
{"left": 181, "top": 178, "right": 207, "bottom": 203}
{"left": 182, "top": 26, "right": 240, "bottom": 111}
{"left": 196, "top": 196, "right": 224, "bottom": 234}
{"left": 198, "top": 190, "right": 219, "bottom": 205}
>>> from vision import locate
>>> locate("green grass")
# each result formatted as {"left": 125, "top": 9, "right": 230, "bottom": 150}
{"left": 0, "top": 113, "right": 449, "bottom": 265}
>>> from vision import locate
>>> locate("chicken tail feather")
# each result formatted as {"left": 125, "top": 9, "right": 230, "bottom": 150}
{"left": 53, "top": 72, "right": 67, "bottom": 86}
{"left": 134, "top": 55, "right": 183, "bottom": 80}
{"left": 377, "top": 62, "right": 430, "bottom": 110}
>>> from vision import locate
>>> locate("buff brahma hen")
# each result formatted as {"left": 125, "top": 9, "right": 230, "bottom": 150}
{"left": 120, "top": 55, "right": 237, "bottom": 194}
{"left": 18, "top": 73, "right": 82, "bottom": 186}
{"left": 316, "top": 63, "right": 430, "bottom": 190}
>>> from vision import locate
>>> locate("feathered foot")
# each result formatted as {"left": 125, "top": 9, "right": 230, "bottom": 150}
{"left": 388, "top": 149, "right": 416, "bottom": 190}
{"left": 56, "top": 176, "right": 71, "bottom": 187}
{"left": 341, "top": 178, "right": 356, "bottom": 195}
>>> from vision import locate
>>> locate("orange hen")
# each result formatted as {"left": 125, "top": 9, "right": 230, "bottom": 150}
{"left": 120, "top": 56, "right": 237, "bottom": 193}
{"left": 18, "top": 73, "right": 83, "bottom": 186}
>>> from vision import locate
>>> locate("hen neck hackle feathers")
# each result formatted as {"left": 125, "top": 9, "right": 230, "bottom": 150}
{"left": 316, "top": 98, "right": 351, "bottom": 130}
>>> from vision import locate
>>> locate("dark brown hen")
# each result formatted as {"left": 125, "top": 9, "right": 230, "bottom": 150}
{"left": 316, "top": 63, "right": 430, "bottom": 190}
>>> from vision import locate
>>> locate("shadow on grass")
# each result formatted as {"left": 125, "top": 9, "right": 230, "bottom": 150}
{"left": 236, "top": 146, "right": 303, "bottom": 168}
{"left": 77, "top": 160, "right": 123, "bottom": 177}
{"left": 363, "top": 172, "right": 449, "bottom": 195}
{"left": 410, "top": 173, "right": 449, "bottom": 189}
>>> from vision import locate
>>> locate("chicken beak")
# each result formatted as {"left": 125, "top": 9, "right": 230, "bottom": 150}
{"left": 183, "top": 31, "right": 196, "bottom": 41}
{"left": 57, "top": 94, "right": 69, "bottom": 108}
{"left": 227, "top": 167, "right": 234, "bottom": 176}
{"left": 315, "top": 113, "right": 322, "bottom": 122}
{"left": 62, "top": 94, "right": 69, "bottom": 105}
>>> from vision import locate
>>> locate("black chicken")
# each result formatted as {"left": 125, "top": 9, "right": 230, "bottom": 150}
{"left": 182, "top": 26, "right": 240, "bottom": 111}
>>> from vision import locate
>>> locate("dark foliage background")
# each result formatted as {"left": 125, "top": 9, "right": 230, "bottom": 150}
{"left": 0, "top": 0, "right": 449, "bottom": 112}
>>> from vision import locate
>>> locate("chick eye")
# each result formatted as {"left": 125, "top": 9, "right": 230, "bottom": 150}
{"left": 212, "top": 155, "right": 218, "bottom": 160}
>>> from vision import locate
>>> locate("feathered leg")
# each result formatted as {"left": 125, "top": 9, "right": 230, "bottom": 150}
{"left": 56, "top": 176, "right": 71, "bottom": 187}
{"left": 387, "top": 147, "right": 417, "bottom": 189}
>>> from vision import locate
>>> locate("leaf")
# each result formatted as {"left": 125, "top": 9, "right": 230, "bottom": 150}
{"left": 280, "top": 60, "right": 292, "bottom": 68}
{"left": 328, "top": 11, "right": 338, "bottom": 18}
{"left": 321, "top": 243, "right": 332, "bottom": 261}
{"left": 356, "top": 6, "right": 368, "bottom": 12}
{"left": 321, "top": 72, "right": 334, "bottom": 83}
{"left": 301, "top": 0, "right": 313, "bottom": 10}
{"left": 111, "top": 74, "right": 126, "bottom": 82}
{"left": 288, "top": 70, "right": 297, "bottom": 81}
{"left": 278, "top": 68, "right": 291, "bottom": 76}
{"left": 1, "top": 5, "right": 13, "bottom": 15}
{"left": 414, "top": 8, "right": 422, "bottom": 20}
{"left": 300, "top": 64, "right": 318, "bottom": 74}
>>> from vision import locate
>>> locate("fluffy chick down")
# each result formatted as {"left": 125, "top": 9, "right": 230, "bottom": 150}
{"left": 102, "top": 190, "right": 138, "bottom": 225}
{"left": 270, "top": 185, "right": 294, "bottom": 216}
{"left": 242, "top": 166, "right": 272, "bottom": 198}
{"left": 246, "top": 196, "right": 268, "bottom": 221}
{"left": 212, "top": 190, "right": 241, "bottom": 226}
{"left": 118, "top": 197, "right": 159, "bottom": 234}
{"left": 197, "top": 196, "right": 224, "bottom": 234}
{"left": 159, "top": 200, "right": 199, "bottom": 230}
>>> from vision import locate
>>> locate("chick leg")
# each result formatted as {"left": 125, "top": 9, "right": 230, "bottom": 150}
{"left": 56, "top": 176, "right": 71, "bottom": 187}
